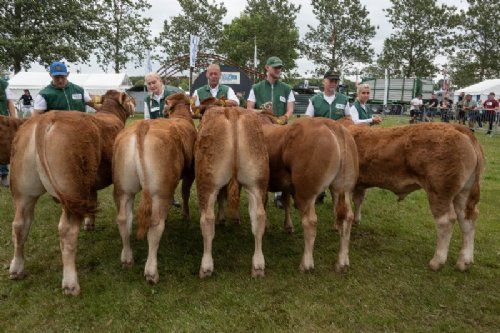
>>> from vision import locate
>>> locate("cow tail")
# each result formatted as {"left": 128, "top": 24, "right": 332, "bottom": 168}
{"left": 136, "top": 121, "right": 152, "bottom": 239}
{"left": 465, "top": 135, "right": 485, "bottom": 221}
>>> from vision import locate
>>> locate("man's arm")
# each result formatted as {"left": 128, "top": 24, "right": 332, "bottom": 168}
{"left": 33, "top": 94, "right": 47, "bottom": 116}
{"left": 246, "top": 89, "right": 256, "bottom": 109}
{"left": 6, "top": 88, "right": 17, "bottom": 117}
{"left": 284, "top": 90, "right": 295, "bottom": 119}
{"left": 225, "top": 87, "right": 239, "bottom": 107}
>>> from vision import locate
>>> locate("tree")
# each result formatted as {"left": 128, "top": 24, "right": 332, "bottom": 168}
{"left": 94, "top": 0, "right": 152, "bottom": 73}
{"left": 218, "top": 0, "right": 301, "bottom": 74}
{"left": 0, "top": 0, "right": 100, "bottom": 73}
{"left": 156, "top": 0, "right": 227, "bottom": 71}
{"left": 449, "top": 0, "right": 500, "bottom": 87}
{"left": 379, "top": 0, "right": 460, "bottom": 78}
{"left": 302, "top": 0, "right": 376, "bottom": 75}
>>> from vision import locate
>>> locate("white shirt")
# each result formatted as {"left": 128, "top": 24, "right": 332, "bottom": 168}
{"left": 349, "top": 103, "right": 373, "bottom": 124}
{"left": 410, "top": 98, "right": 423, "bottom": 110}
{"left": 143, "top": 92, "right": 164, "bottom": 119}
{"left": 6, "top": 87, "right": 14, "bottom": 100}
{"left": 304, "top": 93, "right": 350, "bottom": 117}
{"left": 247, "top": 88, "right": 296, "bottom": 103}
{"left": 34, "top": 90, "right": 91, "bottom": 110}
{"left": 193, "top": 84, "right": 239, "bottom": 107}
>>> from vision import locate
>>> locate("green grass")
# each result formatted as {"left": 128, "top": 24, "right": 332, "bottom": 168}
{"left": 0, "top": 116, "right": 498, "bottom": 332}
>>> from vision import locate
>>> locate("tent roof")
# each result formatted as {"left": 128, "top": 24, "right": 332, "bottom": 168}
{"left": 8, "top": 72, "right": 132, "bottom": 91}
{"left": 455, "top": 79, "right": 500, "bottom": 96}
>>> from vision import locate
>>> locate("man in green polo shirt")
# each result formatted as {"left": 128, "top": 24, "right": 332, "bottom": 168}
{"left": 144, "top": 72, "right": 178, "bottom": 119}
{"left": 305, "top": 70, "right": 350, "bottom": 120}
{"left": 193, "top": 64, "right": 239, "bottom": 107}
{"left": 0, "top": 78, "right": 17, "bottom": 187}
{"left": 33, "top": 61, "right": 97, "bottom": 115}
{"left": 247, "top": 56, "right": 295, "bottom": 125}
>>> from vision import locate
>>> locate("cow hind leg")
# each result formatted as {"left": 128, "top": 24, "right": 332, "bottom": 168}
{"left": 199, "top": 191, "right": 218, "bottom": 278}
{"left": 59, "top": 211, "right": 82, "bottom": 296}
{"left": 144, "top": 197, "right": 169, "bottom": 284}
{"left": 247, "top": 187, "right": 266, "bottom": 277}
{"left": 428, "top": 193, "right": 455, "bottom": 271}
{"left": 10, "top": 195, "right": 39, "bottom": 280}
{"left": 83, "top": 192, "right": 97, "bottom": 231}
{"left": 297, "top": 197, "right": 317, "bottom": 273}
{"left": 216, "top": 186, "right": 227, "bottom": 226}
{"left": 454, "top": 190, "right": 476, "bottom": 271}
{"left": 335, "top": 192, "right": 354, "bottom": 273}
{"left": 181, "top": 173, "right": 194, "bottom": 221}
{"left": 115, "top": 192, "right": 135, "bottom": 268}
{"left": 352, "top": 188, "right": 366, "bottom": 225}
{"left": 282, "top": 191, "right": 294, "bottom": 234}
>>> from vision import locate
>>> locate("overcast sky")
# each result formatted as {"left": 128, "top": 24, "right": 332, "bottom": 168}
{"left": 30, "top": 0, "right": 469, "bottom": 77}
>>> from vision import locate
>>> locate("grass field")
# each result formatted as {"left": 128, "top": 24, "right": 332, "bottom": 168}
{"left": 0, "top": 116, "right": 498, "bottom": 332}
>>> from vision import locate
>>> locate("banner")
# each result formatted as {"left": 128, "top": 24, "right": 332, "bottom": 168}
{"left": 189, "top": 35, "right": 200, "bottom": 68}
{"left": 220, "top": 72, "right": 241, "bottom": 85}
{"left": 145, "top": 49, "right": 152, "bottom": 74}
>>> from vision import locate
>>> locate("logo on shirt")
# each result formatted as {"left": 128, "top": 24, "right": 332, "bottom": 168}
{"left": 336, "top": 103, "right": 345, "bottom": 109}
{"left": 72, "top": 94, "right": 82, "bottom": 100}
{"left": 279, "top": 96, "right": 286, "bottom": 103}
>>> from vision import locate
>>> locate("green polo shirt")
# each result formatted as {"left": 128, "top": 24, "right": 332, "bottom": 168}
{"left": 310, "top": 92, "right": 349, "bottom": 120}
{"left": 38, "top": 82, "right": 86, "bottom": 112}
{"left": 145, "top": 86, "right": 176, "bottom": 119}
{"left": 196, "top": 84, "right": 230, "bottom": 102}
{"left": 0, "top": 79, "right": 9, "bottom": 116}
{"left": 353, "top": 100, "right": 373, "bottom": 120}
{"left": 252, "top": 79, "right": 292, "bottom": 116}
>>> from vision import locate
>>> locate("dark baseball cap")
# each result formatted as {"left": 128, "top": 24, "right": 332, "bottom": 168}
{"left": 324, "top": 70, "right": 340, "bottom": 80}
{"left": 266, "top": 56, "right": 283, "bottom": 68}
{"left": 49, "top": 61, "right": 69, "bottom": 76}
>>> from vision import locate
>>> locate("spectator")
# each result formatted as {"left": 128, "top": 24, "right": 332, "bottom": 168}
{"left": 33, "top": 61, "right": 97, "bottom": 115}
{"left": 0, "top": 77, "right": 17, "bottom": 187}
{"left": 457, "top": 91, "right": 466, "bottom": 124}
{"left": 427, "top": 93, "right": 439, "bottom": 122}
{"left": 439, "top": 94, "right": 452, "bottom": 122}
{"left": 409, "top": 94, "right": 423, "bottom": 123}
{"left": 483, "top": 92, "right": 499, "bottom": 135}
{"left": 19, "top": 89, "right": 33, "bottom": 118}
{"left": 463, "top": 94, "right": 479, "bottom": 131}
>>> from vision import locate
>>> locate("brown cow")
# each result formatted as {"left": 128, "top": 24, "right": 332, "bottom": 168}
{"left": 0, "top": 116, "right": 27, "bottom": 164}
{"left": 195, "top": 105, "right": 269, "bottom": 278}
{"left": 348, "top": 122, "right": 484, "bottom": 271}
{"left": 112, "top": 93, "right": 196, "bottom": 283}
{"left": 8, "top": 90, "right": 135, "bottom": 295}
{"left": 257, "top": 112, "right": 359, "bottom": 272}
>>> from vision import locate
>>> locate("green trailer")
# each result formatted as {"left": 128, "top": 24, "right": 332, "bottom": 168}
{"left": 362, "top": 77, "right": 434, "bottom": 104}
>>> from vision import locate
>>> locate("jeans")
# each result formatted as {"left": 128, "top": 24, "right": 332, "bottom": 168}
{"left": 0, "top": 164, "right": 8, "bottom": 176}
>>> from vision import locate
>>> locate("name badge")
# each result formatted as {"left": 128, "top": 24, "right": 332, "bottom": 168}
{"left": 72, "top": 93, "right": 82, "bottom": 100}
{"left": 279, "top": 96, "right": 286, "bottom": 103}
{"left": 336, "top": 103, "right": 345, "bottom": 109}
{"left": 151, "top": 106, "right": 160, "bottom": 112}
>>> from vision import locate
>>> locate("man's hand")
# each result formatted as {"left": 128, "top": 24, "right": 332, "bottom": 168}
{"left": 372, "top": 115, "right": 382, "bottom": 124}
{"left": 277, "top": 115, "right": 288, "bottom": 125}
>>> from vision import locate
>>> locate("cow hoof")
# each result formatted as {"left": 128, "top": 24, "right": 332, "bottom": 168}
{"left": 299, "top": 263, "right": 314, "bottom": 273}
{"left": 145, "top": 273, "right": 159, "bottom": 284}
{"left": 428, "top": 258, "right": 445, "bottom": 271}
{"left": 122, "top": 260, "right": 134, "bottom": 269}
{"left": 456, "top": 261, "right": 472, "bottom": 272}
{"left": 62, "top": 284, "right": 81, "bottom": 296}
{"left": 83, "top": 223, "right": 95, "bottom": 231}
{"left": 334, "top": 263, "right": 349, "bottom": 274}
{"left": 252, "top": 267, "right": 265, "bottom": 278}
{"left": 9, "top": 271, "right": 25, "bottom": 280}
{"left": 284, "top": 225, "right": 295, "bottom": 234}
{"left": 199, "top": 268, "right": 213, "bottom": 279}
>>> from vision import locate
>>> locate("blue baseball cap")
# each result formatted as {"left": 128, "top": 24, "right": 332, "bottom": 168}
{"left": 49, "top": 61, "right": 69, "bottom": 76}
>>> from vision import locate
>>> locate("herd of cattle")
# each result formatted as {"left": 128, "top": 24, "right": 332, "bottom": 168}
{"left": 0, "top": 90, "right": 485, "bottom": 296}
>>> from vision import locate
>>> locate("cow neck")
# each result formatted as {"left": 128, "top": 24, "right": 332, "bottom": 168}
{"left": 98, "top": 99, "right": 128, "bottom": 124}
{"left": 170, "top": 103, "right": 194, "bottom": 124}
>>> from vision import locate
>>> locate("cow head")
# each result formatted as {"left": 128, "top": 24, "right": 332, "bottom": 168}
{"left": 163, "top": 92, "right": 191, "bottom": 118}
{"left": 101, "top": 90, "right": 136, "bottom": 118}
{"left": 256, "top": 109, "right": 279, "bottom": 125}
{"left": 191, "top": 97, "right": 227, "bottom": 118}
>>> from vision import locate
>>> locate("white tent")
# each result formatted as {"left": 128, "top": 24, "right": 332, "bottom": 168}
{"left": 454, "top": 79, "right": 500, "bottom": 102}
{"left": 8, "top": 72, "right": 132, "bottom": 99}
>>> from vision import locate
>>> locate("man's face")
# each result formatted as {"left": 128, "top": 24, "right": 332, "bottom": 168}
{"left": 323, "top": 78, "right": 338, "bottom": 94}
{"left": 266, "top": 65, "right": 282, "bottom": 80}
{"left": 358, "top": 88, "right": 370, "bottom": 103}
{"left": 465, "top": 95, "right": 471, "bottom": 101}
{"left": 146, "top": 76, "right": 162, "bottom": 95}
{"left": 488, "top": 94, "right": 495, "bottom": 100}
{"left": 206, "top": 67, "right": 221, "bottom": 87}
{"left": 51, "top": 75, "right": 68, "bottom": 88}
{"left": 431, "top": 94, "right": 436, "bottom": 99}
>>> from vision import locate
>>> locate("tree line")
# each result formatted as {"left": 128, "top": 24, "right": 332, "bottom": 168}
{"left": 0, "top": 0, "right": 498, "bottom": 88}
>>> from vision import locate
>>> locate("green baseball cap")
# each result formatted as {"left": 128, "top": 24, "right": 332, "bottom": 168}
{"left": 266, "top": 56, "right": 283, "bottom": 68}
{"left": 324, "top": 69, "right": 340, "bottom": 80}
